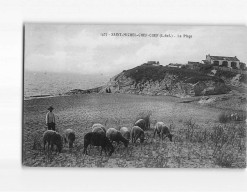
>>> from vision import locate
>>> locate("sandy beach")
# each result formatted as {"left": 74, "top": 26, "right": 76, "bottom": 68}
{"left": 22, "top": 93, "right": 247, "bottom": 168}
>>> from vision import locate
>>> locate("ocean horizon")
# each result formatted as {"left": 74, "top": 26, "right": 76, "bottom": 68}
{"left": 24, "top": 71, "right": 110, "bottom": 99}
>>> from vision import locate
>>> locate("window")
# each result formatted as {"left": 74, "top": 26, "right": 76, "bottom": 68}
{"left": 222, "top": 61, "right": 228, "bottom": 67}
{"left": 213, "top": 61, "right": 219, "bottom": 65}
{"left": 231, "top": 62, "right": 237, "bottom": 69}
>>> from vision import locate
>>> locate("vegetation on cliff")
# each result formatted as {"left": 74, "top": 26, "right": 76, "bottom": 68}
{"left": 122, "top": 64, "right": 223, "bottom": 84}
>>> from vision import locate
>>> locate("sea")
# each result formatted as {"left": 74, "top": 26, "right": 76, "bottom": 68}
{"left": 24, "top": 71, "right": 110, "bottom": 99}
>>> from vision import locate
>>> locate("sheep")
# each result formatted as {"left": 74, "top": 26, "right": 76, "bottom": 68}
{"left": 134, "top": 119, "right": 148, "bottom": 131}
{"left": 43, "top": 130, "right": 63, "bottom": 153}
{"left": 106, "top": 128, "right": 129, "bottom": 147}
{"left": 92, "top": 123, "right": 106, "bottom": 133}
{"left": 63, "top": 129, "right": 76, "bottom": 148}
{"left": 92, "top": 126, "right": 106, "bottom": 136}
{"left": 131, "top": 126, "right": 145, "bottom": 144}
{"left": 153, "top": 122, "right": 173, "bottom": 141}
{"left": 120, "top": 127, "right": 131, "bottom": 140}
{"left": 91, "top": 127, "right": 106, "bottom": 152}
{"left": 83, "top": 132, "right": 114, "bottom": 156}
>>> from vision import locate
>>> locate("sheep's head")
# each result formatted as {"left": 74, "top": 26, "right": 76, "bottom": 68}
{"left": 68, "top": 133, "right": 75, "bottom": 148}
{"left": 123, "top": 139, "right": 129, "bottom": 147}
{"left": 107, "top": 144, "right": 114, "bottom": 156}
{"left": 63, "top": 135, "right": 67, "bottom": 144}
{"left": 168, "top": 134, "right": 173, "bottom": 142}
{"left": 55, "top": 134, "right": 63, "bottom": 153}
{"left": 69, "top": 141, "right": 74, "bottom": 148}
{"left": 140, "top": 132, "right": 145, "bottom": 143}
{"left": 106, "top": 138, "right": 114, "bottom": 156}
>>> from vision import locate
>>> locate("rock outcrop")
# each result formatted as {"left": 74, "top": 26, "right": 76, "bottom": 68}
{"left": 99, "top": 64, "right": 230, "bottom": 98}
{"left": 65, "top": 86, "right": 103, "bottom": 95}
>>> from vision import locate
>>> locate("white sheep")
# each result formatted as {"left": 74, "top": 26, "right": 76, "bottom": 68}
{"left": 120, "top": 127, "right": 131, "bottom": 140}
{"left": 63, "top": 129, "right": 76, "bottom": 148}
{"left": 92, "top": 123, "right": 106, "bottom": 133}
{"left": 92, "top": 126, "right": 106, "bottom": 136}
{"left": 106, "top": 128, "right": 129, "bottom": 147}
{"left": 153, "top": 122, "right": 173, "bottom": 141}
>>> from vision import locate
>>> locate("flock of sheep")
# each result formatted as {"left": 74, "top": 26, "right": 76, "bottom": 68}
{"left": 42, "top": 118, "right": 174, "bottom": 157}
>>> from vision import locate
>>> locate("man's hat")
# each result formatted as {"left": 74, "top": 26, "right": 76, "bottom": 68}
{"left": 48, "top": 106, "right": 54, "bottom": 110}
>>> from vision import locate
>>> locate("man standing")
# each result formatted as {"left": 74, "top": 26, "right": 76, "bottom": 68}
{"left": 46, "top": 106, "right": 56, "bottom": 131}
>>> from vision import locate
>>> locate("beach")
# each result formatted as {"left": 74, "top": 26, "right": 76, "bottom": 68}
{"left": 22, "top": 93, "right": 247, "bottom": 168}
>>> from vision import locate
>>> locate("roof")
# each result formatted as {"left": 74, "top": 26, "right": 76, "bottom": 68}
{"left": 202, "top": 60, "right": 210, "bottom": 64}
{"left": 209, "top": 55, "right": 239, "bottom": 61}
{"left": 147, "top": 61, "right": 158, "bottom": 64}
{"left": 188, "top": 61, "right": 201, "bottom": 65}
{"left": 168, "top": 64, "right": 183, "bottom": 67}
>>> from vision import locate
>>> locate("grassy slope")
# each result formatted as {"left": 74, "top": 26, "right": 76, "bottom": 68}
{"left": 23, "top": 93, "right": 246, "bottom": 168}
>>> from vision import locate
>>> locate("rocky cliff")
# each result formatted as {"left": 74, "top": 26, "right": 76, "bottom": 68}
{"left": 99, "top": 64, "right": 230, "bottom": 98}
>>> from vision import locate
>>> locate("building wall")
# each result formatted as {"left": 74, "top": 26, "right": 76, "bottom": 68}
{"left": 206, "top": 55, "right": 211, "bottom": 63}
{"left": 206, "top": 55, "right": 241, "bottom": 69}
{"left": 211, "top": 60, "right": 240, "bottom": 69}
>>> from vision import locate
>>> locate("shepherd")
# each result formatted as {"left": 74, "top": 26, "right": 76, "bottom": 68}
{"left": 46, "top": 106, "right": 56, "bottom": 131}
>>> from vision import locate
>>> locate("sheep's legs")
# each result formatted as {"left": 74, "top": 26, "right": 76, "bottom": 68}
{"left": 115, "top": 142, "right": 121, "bottom": 151}
{"left": 84, "top": 148, "right": 88, "bottom": 155}
{"left": 43, "top": 141, "right": 46, "bottom": 151}
{"left": 51, "top": 144, "right": 54, "bottom": 153}
{"left": 83, "top": 143, "right": 89, "bottom": 155}
{"left": 100, "top": 147, "right": 107, "bottom": 156}
{"left": 131, "top": 136, "right": 135, "bottom": 144}
{"left": 153, "top": 129, "right": 157, "bottom": 138}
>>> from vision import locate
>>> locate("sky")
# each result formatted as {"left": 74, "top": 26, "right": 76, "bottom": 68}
{"left": 25, "top": 24, "right": 247, "bottom": 76}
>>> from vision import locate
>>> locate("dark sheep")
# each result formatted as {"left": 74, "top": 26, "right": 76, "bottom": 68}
{"left": 63, "top": 129, "right": 76, "bottom": 148}
{"left": 131, "top": 126, "right": 145, "bottom": 144}
{"left": 43, "top": 130, "right": 63, "bottom": 153}
{"left": 134, "top": 119, "right": 148, "bottom": 131}
{"left": 120, "top": 127, "right": 131, "bottom": 140}
{"left": 83, "top": 132, "right": 114, "bottom": 156}
{"left": 154, "top": 122, "right": 173, "bottom": 141}
{"left": 92, "top": 123, "right": 106, "bottom": 133}
{"left": 106, "top": 128, "right": 129, "bottom": 147}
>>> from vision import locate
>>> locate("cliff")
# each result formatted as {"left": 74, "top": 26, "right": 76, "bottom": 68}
{"left": 99, "top": 64, "right": 230, "bottom": 98}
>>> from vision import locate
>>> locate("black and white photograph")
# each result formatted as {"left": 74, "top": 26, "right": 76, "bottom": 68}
{"left": 23, "top": 24, "right": 247, "bottom": 168}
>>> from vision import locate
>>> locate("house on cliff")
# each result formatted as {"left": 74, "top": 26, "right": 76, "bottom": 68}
{"left": 143, "top": 61, "right": 160, "bottom": 66}
{"left": 187, "top": 61, "right": 204, "bottom": 70}
{"left": 167, "top": 63, "right": 184, "bottom": 68}
{"left": 203, "top": 54, "right": 244, "bottom": 69}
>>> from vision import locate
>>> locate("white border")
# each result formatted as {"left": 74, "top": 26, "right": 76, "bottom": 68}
{"left": 0, "top": 0, "right": 246, "bottom": 192}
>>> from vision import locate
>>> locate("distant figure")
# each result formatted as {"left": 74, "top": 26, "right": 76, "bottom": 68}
{"left": 106, "top": 88, "right": 111, "bottom": 93}
{"left": 46, "top": 106, "right": 56, "bottom": 131}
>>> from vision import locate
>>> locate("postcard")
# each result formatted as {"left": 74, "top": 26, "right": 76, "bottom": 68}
{"left": 23, "top": 24, "right": 246, "bottom": 168}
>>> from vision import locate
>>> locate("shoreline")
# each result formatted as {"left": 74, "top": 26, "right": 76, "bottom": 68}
{"left": 23, "top": 89, "right": 246, "bottom": 113}
{"left": 24, "top": 85, "right": 105, "bottom": 100}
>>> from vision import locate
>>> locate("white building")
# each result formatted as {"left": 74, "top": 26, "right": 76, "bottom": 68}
{"left": 205, "top": 54, "right": 240, "bottom": 69}
{"left": 167, "top": 63, "right": 183, "bottom": 68}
